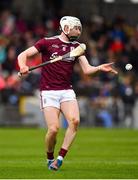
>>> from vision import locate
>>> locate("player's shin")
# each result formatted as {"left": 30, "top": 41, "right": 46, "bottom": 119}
{"left": 45, "top": 131, "right": 57, "bottom": 165}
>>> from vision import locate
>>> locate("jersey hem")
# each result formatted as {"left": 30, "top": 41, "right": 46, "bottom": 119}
{"left": 40, "top": 87, "right": 73, "bottom": 91}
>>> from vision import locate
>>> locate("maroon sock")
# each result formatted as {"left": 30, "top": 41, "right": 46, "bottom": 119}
{"left": 59, "top": 148, "right": 68, "bottom": 158}
{"left": 47, "top": 152, "right": 54, "bottom": 160}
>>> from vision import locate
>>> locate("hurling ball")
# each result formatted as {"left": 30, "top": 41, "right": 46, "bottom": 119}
{"left": 125, "top": 63, "right": 133, "bottom": 71}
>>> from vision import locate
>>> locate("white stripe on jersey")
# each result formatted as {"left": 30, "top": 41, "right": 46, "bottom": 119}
{"left": 44, "top": 35, "right": 59, "bottom": 40}
{"left": 44, "top": 35, "right": 80, "bottom": 45}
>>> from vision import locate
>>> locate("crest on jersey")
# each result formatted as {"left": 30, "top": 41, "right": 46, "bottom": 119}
{"left": 61, "top": 44, "right": 68, "bottom": 51}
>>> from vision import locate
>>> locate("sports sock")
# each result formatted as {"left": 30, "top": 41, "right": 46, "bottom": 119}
{"left": 58, "top": 148, "right": 68, "bottom": 159}
{"left": 47, "top": 152, "right": 54, "bottom": 160}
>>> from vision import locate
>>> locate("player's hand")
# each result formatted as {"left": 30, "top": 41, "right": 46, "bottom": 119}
{"left": 98, "top": 62, "right": 118, "bottom": 74}
{"left": 18, "top": 65, "right": 29, "bottom": 77}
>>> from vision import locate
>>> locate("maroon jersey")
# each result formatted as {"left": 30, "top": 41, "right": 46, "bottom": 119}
{"left": 34, "top": 36, "right": 80, "bottom": 90}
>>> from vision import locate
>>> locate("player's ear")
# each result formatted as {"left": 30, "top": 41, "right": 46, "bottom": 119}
{"left": 64, "top": 25, "right": 70, "bottom": 34}
{"left": 59, "top": 26, "right": 62, "bottom": 31}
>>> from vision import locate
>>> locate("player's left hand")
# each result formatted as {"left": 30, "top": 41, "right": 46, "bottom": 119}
{"left": 98, "top": 62, "right": 118, "bottom": 74}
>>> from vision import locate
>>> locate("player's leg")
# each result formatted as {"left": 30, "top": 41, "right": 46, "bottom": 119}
{"left": 60, "top": 100, "right": 80, "bottom": 151}
{"left": 50, "top": 100, "right": 80, "bottom": 170}
{"left": 43, "top": 107, "right": 60, "bottom": 168}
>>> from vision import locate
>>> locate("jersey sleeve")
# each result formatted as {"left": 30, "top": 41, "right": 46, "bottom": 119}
{"left": 34, "top": 38, "right": 47, "bottom": 53}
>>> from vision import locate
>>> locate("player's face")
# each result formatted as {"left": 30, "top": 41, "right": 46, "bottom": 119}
{"left": 68, "top": 26, "right": 82, "bottom": 41}
{"left": 70, "top": 26, "right": 82, "bottom": 37}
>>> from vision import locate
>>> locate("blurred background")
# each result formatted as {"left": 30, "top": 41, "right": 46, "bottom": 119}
{"left": 0, "top": 0, "right": 138, "bottom": 129}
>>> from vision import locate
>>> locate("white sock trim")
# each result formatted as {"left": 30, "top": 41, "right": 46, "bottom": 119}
{"left": 57, "top": 156, "right": 63, "bottom": 161}
{"left": 47, "top": 159, "right": 54, "bottom": 162}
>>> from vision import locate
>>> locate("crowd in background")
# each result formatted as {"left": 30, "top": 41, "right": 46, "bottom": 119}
{"left": 0, "top": 2, "right": 138, "bottom": 128}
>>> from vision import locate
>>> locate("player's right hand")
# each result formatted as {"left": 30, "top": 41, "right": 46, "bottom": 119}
{"left": 19, "top": 65, "right": 29, "bottom": 76}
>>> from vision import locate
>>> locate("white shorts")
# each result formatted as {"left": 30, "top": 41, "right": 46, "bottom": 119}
{"left": 40, "top": 89, "right": 76, "bottom": 109}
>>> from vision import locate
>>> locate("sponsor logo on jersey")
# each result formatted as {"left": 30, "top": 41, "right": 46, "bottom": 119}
{"left": 52, "top": 44, "right": 59, "bottom": 48}
{"left": 61, "top": 44, "right": 68, "bottom": 47}
{"left": 50, "top": 52, "right": 58, "bottom": 59}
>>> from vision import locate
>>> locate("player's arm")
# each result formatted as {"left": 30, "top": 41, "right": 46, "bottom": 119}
{"left": 78, "top": 55, "right": 118, "bottom": 75}
{"left": 18, "top": 46, "right": 39, "bottom": 75}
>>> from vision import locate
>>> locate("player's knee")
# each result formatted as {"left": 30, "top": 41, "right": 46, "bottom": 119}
{"left": 73, "top": 118, "right": 80, "bottom": 127}
{"left": 48, "top": 126, "right": 59, "bottom": 135}
{"left": 70, "top": 118, "right": 80, "bottom": 131}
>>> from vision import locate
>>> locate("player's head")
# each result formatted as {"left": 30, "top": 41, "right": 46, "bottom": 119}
{"left": 60, "top": 16, "right": 82, "bottom": 41}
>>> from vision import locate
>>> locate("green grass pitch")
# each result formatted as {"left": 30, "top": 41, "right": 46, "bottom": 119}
{"left": 0, "top": 128, "right": 138, "bottom": 179}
